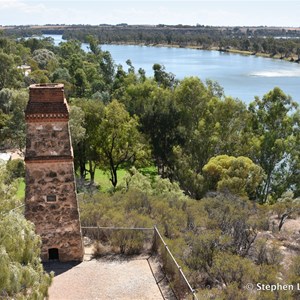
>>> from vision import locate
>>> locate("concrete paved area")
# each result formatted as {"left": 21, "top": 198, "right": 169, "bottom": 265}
{"left": 46, "top": 255, "right": 170, "bottom": 300}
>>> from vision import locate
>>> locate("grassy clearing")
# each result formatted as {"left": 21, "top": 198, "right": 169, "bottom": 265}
{"left": 16, "top": 169, "right": 129, "bottom": 196}
{"left": 17, "top": 166, "right": 158, "bottom": 195}
{"left": 85, "top": 166, "right": 158, "bottom": 192}
{"left": 16, "top": 179, "right": 25, "bottom": 199}
{"left": 85, "top": 168, "right": 128, "bottom": 192}
{"left": 139, "top": 166, "right": 157, "bottom": 180}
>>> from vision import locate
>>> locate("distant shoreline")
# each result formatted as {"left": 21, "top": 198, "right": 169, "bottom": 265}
{"left": 97, "top": 41, "right": 300, "bottom": 64}
{"left": 9, "top": 26, "right": 300, "bottom": 64}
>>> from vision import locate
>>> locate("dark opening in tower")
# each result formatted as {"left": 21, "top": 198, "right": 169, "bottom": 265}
{"left": 48, "top": 248, "right": 59, "bottom": 260}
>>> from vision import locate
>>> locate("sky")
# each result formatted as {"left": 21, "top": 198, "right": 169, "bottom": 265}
{"left": 0, "top": 0, "right": 300, "bottom": 27}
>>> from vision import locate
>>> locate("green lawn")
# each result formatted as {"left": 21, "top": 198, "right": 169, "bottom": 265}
{"left": 139, "top": 165, "right": 157, "bottom": 179}
{"left": 84, "top": 166, "right": 157, "bottom": 191}
{"left": 17, "top": 166, "right": 158, "bottom": 196}
{"left": 16, "top": 169, "right": 128, "bottom": 197}
{"left": 16, "top": 179, "right": 25, "bottom": 199}
{"left": 85, "top": 168, "right": 129, "bottom": 191}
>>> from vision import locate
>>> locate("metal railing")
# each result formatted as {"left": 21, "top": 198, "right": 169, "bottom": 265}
{"left": 82, "top": 225, "right": 198, "bottom": 300}
{"left": 153, "top": 226, "right": 198, "bottom": 300}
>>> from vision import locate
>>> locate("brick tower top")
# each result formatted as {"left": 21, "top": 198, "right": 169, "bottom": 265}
{"left": 25, "top": 83, "right": 73, "bottom": 162}
{"left": 26, "top": 84, "right": 69, "bottom": 122}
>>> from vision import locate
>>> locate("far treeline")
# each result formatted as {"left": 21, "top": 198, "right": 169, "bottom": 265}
{"left": 3, "top": 24, "right": 300, "bottom": 61}
{"left": 1, "top": 32, "right": 300, "bottom": 299}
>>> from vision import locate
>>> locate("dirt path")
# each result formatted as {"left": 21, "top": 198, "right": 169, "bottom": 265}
{"left": 47, "top": 255, "right": 169, "bottom": 300}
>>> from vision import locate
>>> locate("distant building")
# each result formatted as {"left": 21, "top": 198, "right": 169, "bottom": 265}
{"left": 0, "top": 153, "right": 11, "bottom": 162}
{"left": 24, "top": 83, "right": 84, "bottom": 262}
{"left": 17, "top": 65, "right": 31, "bottom": 76}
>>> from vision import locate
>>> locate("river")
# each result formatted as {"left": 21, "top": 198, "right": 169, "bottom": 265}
{"left": 44, "top": 34, "right": 300, "bottom": 104}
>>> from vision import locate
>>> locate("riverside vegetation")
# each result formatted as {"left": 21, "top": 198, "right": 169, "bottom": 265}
{"left": 0, "top": 32, "right": 300, "bottom": 299}
{"left": 4, "top": 24, "right": 300, "bottom": 62}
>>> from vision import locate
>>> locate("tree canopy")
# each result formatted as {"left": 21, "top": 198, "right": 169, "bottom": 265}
{"left": 203, "top": 155, "right": 264, "bottom": 198}
{"left": 96, "top": 100, "right": 149, "bottom": 187}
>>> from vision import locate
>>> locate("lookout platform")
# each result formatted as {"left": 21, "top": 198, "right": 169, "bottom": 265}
{"left": 46, "top": 253, "right": 174, "bottom": 300}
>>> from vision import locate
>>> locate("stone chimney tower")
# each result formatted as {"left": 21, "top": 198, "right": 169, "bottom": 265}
{"left": 24, "top": 83, "right": 84, "bottom": 262}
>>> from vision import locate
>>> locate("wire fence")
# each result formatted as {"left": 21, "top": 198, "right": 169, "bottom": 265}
{"left": 81, "top": 226, "right": 198, "bottom": 300}
{"left": 152, "top": 226, "right": 198, "bottom": 300}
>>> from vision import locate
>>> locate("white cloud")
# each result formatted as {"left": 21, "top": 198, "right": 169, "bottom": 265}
{"left": 0, "top": 0, "right": 44, "bottom": 12}
{"left": 0, "top": 0, "right": 22, "bottom": 8}
{"left": 0, "top": 0, "right": 67, "bottom": 25}
{"left": 0, "top": 0, "right": 299, "bottom": 26}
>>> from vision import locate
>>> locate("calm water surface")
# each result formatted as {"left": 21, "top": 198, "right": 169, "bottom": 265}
{"left": 46, "top": 34, "right": 300, "bottom": 104}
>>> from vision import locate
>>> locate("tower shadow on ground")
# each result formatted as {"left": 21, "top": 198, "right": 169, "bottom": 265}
{"left": 43, "top": 261, "right": 82, "bottom": 276}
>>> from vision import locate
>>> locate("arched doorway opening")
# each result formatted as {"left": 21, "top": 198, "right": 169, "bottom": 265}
{"left": 48, "top": 248, "right": 59, "bottom": 260}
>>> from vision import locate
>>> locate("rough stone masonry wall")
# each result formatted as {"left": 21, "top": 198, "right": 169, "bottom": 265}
{"left": 26, "top": 122, "right": 72, "bottom": 158}
{"left": 25, "top": 161, "right": 84, "bottom": 262}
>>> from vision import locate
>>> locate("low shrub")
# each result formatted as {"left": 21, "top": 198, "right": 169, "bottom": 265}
{"left": 93, "top": 241, "right": 112, "bottom": 257}
{"left": 110, "top": 230, "right": 145, "bottom": 255}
